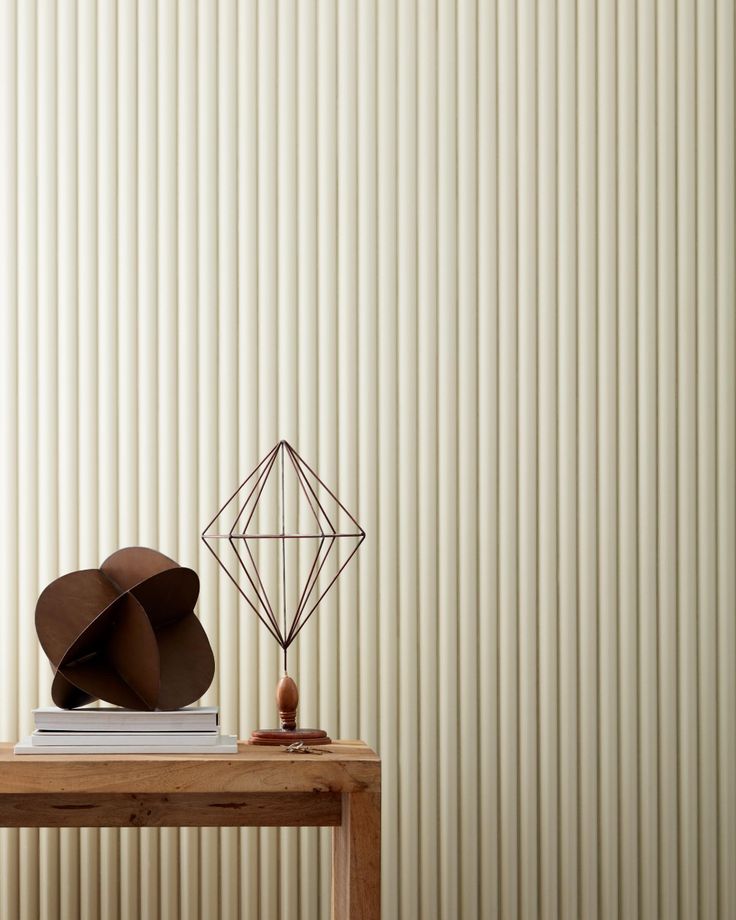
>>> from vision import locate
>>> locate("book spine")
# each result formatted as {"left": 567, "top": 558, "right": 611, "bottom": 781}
{"left": 32, "top": 734, "right": 220, "bottom": 746}
{"left": 34, "top": 720, "right": 218, "bottom": 732}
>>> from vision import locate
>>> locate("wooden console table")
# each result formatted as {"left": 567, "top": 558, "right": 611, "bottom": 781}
{"left": 0, "top": 740, "right": 380, "bottom": 920}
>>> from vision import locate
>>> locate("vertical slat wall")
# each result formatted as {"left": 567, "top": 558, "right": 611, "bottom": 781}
{"left": 0, "top": 1, "right": 734, "bottom": 918}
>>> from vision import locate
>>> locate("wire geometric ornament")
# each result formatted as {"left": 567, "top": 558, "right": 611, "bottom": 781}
{"left": 201, "top": 440, "right": 365, "bottom": 672}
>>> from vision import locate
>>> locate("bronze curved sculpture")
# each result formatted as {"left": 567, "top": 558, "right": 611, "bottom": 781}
{"left": 35, "top": 547, "right": 215, "bottom": 711}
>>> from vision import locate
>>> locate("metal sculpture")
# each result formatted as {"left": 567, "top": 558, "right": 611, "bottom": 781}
{"left": 36, "top": 547, "right": 215, "bottom": 711}
{"left": 202, "top": 440, "right": 365, "bottom": 744}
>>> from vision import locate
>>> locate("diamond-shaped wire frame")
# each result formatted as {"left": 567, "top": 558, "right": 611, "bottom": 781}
{"left": 201, "top": 441, "right": 365, "bottom": 667}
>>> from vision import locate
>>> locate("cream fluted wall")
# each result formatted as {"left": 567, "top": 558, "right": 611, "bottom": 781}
{"left": 0, "top": 1, "right": 735, "bottom": 919}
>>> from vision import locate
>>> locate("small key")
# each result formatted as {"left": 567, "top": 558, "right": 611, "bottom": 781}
{"left": 284, "top": 741, "right": 324, "bottom": 755}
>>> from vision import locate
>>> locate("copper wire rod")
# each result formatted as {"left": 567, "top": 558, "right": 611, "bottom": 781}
{"left": 230, "top": 446, "right": 281, "bottom": 537}
{"left": 287, "top": 535, "right": 327, "bottom": 638}
{"left": 280, "top": 443, "right": 288, "bottom": 634}
{"left": 284, "top": 535, "right": 337, "bottom": 645}
{"left": 206, "top": 533, "right": 364, "bottom": 540}
{"left": 229, "top": 537, "right": 282, "bottom": 638}
{"left": 201, "top": 538, "right": 285, "bottom": 647}
{"left": 283, "top": 442, "right": 337, "bottom": 535}
{"left": 282, "top": 441, "right": 329, "bottom": 535}
{"left": 285, "top": 534, "right": 365, "bottom": 649}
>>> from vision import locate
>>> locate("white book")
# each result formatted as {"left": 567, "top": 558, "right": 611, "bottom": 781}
{"left": 33, "top": 706, "right": 219, "bottom": 733}
{"left": 32, "top": 730, "right": 220, "bottom": 747}
{"left": 14, "top": 734, "right": 238, "bottom": 755}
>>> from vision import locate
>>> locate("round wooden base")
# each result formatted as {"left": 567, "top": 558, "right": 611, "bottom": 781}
{"left": 248, "top": 728, "right": 332, "bottom": 746}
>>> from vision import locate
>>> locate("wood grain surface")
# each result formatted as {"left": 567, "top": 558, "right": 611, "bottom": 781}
{"left": 0, "top": 740, "right": 381, "bottom": 918}
{"left": 332, "top": 788, "right": 381, "bottom": 920}
{"left": 0, "top": 740, "right": 379, "bottom": 794}
{"left": 0, "top": 792, "right": 342, "bottom": 828}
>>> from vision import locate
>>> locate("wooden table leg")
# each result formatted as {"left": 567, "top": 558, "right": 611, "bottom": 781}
{"left": 332, "top": 787, "right": 380, "bottom": 920}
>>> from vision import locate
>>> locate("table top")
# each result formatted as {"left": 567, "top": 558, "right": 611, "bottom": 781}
{"left": 0, "top": 740, "right": 380, "bottom": 795}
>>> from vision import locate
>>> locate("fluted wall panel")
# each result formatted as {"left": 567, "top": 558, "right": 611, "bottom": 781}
{"left": 0, "top": 2, "right": 734, "bottom": 918}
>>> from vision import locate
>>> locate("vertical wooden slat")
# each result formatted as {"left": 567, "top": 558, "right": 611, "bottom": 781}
{"left": 695, "top": 3, "right": 718, "bottom": 918}
{"left": 98, "top": 0, "right": 118, "bottom": 562}
{"left": 397, "top": 0, "right": 419, "bottom": 916}
{"left": 17, "top": 0, "right": 39, "bottom": 737}
{"left": 196, "top": 0, "right": 219, "bottom": 699}
{"left": 517, "top": 0, "right": 538, "bottom": 915}
{"left": 316, "top": 0, "right": 339, "bottom": 777}
{"left": 676, "top": 1, "right": 699, "bottom": 915}
{"left": 417, "top": 0, "right": 439, "bottom": 912}
{"left": 617, "top": 0, "right": 639, "bottom": 914}
{"left": 457, "top": 0, "right": 479, "bottom": 917}
{"left": 598, "top": 0, "right": 619, "bottom": 913}
{"left": 0, "top": 0, "right": 19, "bottom": 743}
{"left": 557, "top": 0, "right": 579, "bottom": 914}
{"left": 138, "top": 0, "right": 158, "bottom": 548}
{"left": 117, "top": 0, "right": 137, "bottom": 550}
{"left": 577, "top": 0, "right": 599, "bottom": 913}
{"left": 376, "top": 0, "right": 399, "bottom": 917}
{"left": 498, "top": 0, "right": 518, "bottom": 914}
{"left": 159, "top": 0, "right": 178, "bottom": 560}
{"left": 356, "top": 0, "right": 378, "bottom": 763}
{"left": 537, "top": 0, "right": 558, "bottom": 915}
{"left": 656, "top": 1, "right": 680, "bottom": 915}
{"left": 478, "top": 1, "right": 499, "bottom": 916}
{"left": 715, "top": 5, "right": 736, "bottom": 918}
{"left": 17, "top": 3, "right": 39, "bottom": 744}
{"left": 337, "top": 0, "right": 359, "bottom": 745}
{"left": 37, "top": 0, "right": 58, "bottom": 705}
{"left": 437, "top": 0, "right": 459, "bottom": 917}
{"left": 637, "top": 1, "right": 659, "bottom": 917}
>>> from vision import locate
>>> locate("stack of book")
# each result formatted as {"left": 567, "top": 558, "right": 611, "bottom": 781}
{"left": 14, "top": 706, "right": 238, "bottom": 754}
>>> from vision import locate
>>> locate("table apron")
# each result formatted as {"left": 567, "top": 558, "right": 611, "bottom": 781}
{"left": 0, "top": 791, "right": 342, "bottom": 828}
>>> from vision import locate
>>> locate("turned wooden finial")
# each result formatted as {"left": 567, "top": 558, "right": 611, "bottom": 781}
{"left": 276, "top": 673, "right": 299, "bottom": 731}
{"left": 249, "top": 672, "right": 330, "bottom": 744}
